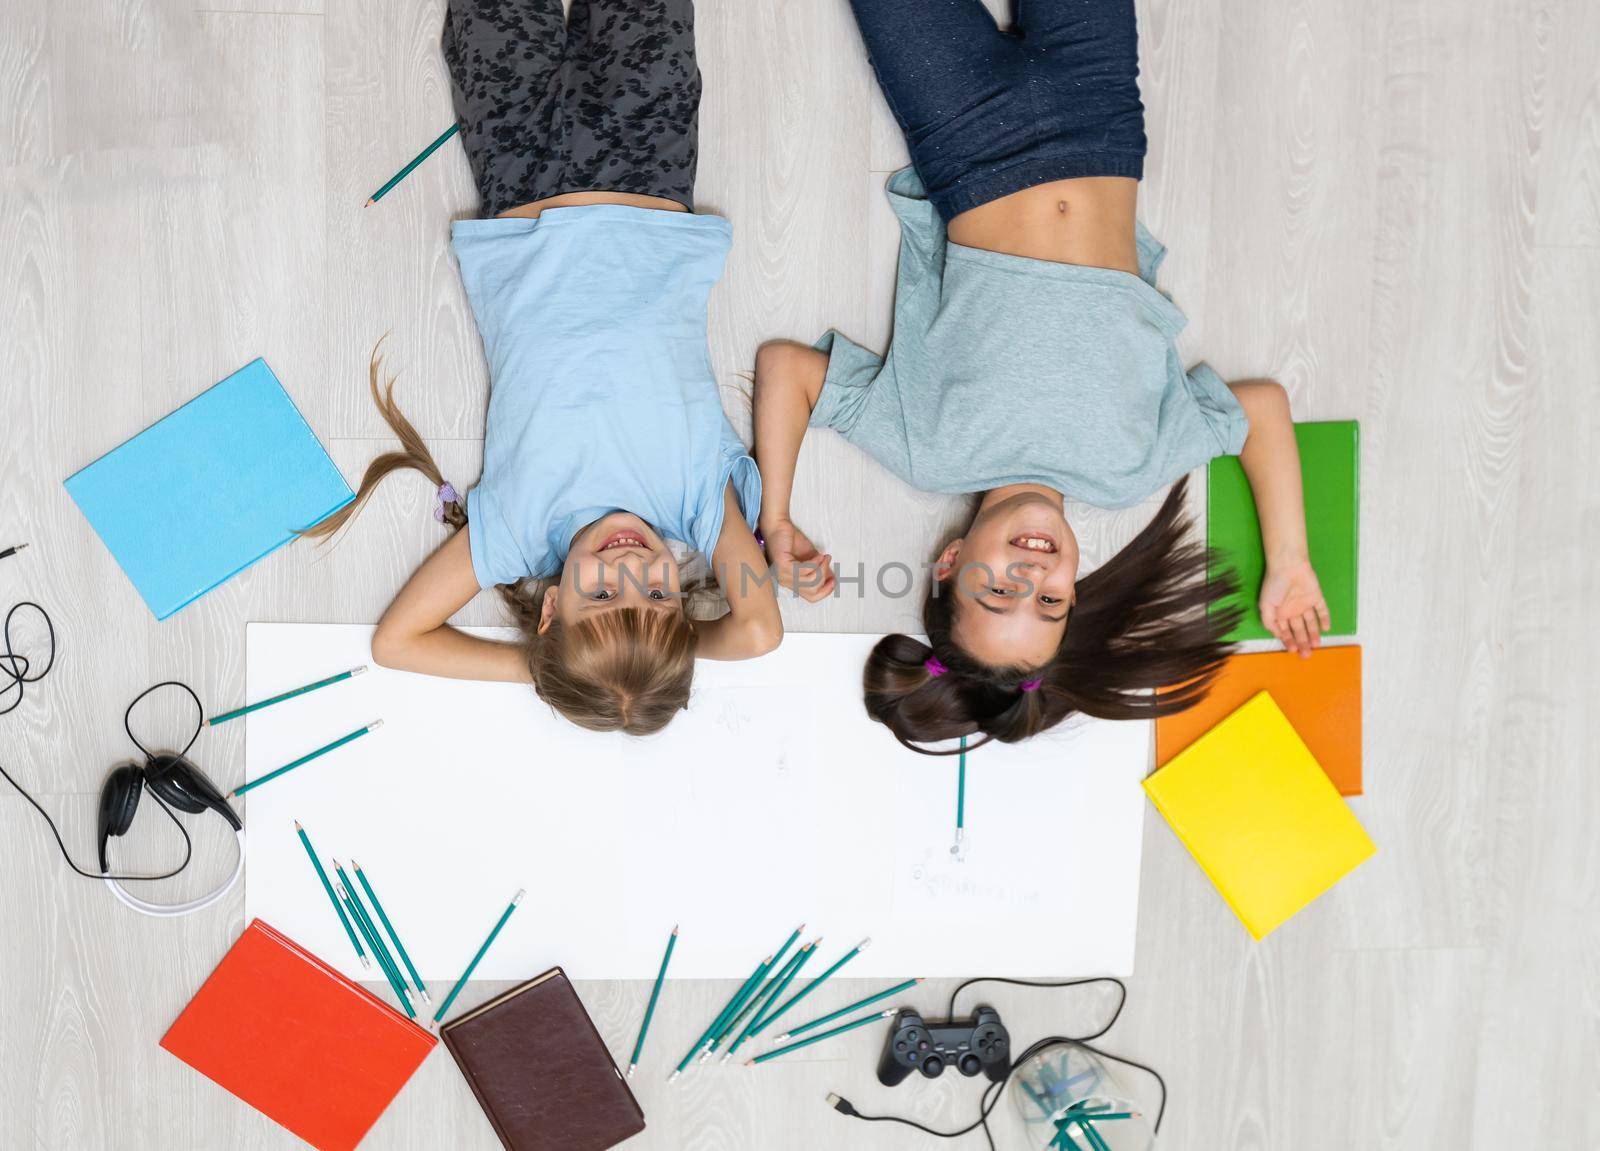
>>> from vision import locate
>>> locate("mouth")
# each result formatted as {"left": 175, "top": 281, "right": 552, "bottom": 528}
{"left": 597, "top": 530, "right": 650, "bottom": 553}
{"left": 1009, "top": 533, "right": 1058, "bottom": 554}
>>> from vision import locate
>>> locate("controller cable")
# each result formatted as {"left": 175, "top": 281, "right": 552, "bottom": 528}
{"left": 825, "top": 976, "right": 1167, "bottom": 1151}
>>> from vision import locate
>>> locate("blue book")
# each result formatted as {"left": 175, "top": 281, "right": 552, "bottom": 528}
{"left": 65, "top": 359, "right": 354, "bottom": 620}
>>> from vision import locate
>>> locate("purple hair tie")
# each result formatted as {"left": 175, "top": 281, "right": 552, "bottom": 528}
{"left": 434, "top": 481, "right": 460, "bottom": 523}
{"left": 924, "top": 657, "right": 949, "bottom": 678}
{"left": 1020, "top": 678, "right": 1043, "bottom": 693}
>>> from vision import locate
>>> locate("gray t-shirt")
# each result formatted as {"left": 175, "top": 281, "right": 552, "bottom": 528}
{"left": 811, "top": 169, "right": 1248, "bottom": 509}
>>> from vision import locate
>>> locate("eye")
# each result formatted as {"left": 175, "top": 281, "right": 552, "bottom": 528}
{"left": 649, "top": 589, "right": 667, "bottom": 601}
{"left": 1039, "top": 595, "right": 1061, "bottom": 606}
{"left": 591, "top": 589, "right": 614, "bottom": 601}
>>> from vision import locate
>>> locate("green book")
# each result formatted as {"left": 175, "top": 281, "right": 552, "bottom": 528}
{"left": 1207, "top": 420, "right": 1358, "bottom": 642}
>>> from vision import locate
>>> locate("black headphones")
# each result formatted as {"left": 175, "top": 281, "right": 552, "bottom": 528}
{"left": 1, "top": 604, "right": 246, "bottom": 918}
{"left": 99, "top": 681, "right": 246, "bottom": 917}
{"left": 98, "top": 751, "right": 241, "bottom": 871}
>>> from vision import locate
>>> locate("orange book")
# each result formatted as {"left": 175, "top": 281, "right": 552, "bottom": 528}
{"left": 1157, "top": 646, "right": 1362, "bottom": 795}
{"left": 161, "top": 919, "right": 436, "bottom": 1151}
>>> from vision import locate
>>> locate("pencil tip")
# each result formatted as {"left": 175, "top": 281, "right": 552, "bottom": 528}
{"left": 293, "top": 820, "right": 302, "bottom": 829}
{"left": 914, "top": 977, "right": 925, "bottom": 983}
{"left": 364, "top": 198, "right": 374, "bottom": 206}
{"left": 743, "top": 1059, "right": 755, "bottom": 1067}
{"left": 672, "top": 924, "right": 679, "bottom": 934}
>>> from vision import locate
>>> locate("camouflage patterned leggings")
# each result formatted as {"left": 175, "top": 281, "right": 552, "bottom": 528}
{"left": 443, "top": 0, "right": 701, "bottom": 217}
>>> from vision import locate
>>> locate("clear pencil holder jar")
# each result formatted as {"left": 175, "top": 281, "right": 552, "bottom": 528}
{"left": 1009, "top": 1043, "right": 1157, "bottom": 1151}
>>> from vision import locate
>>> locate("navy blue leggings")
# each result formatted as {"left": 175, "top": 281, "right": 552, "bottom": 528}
{"left": 849, "top": 0, "right": 1146, "bottom": 221}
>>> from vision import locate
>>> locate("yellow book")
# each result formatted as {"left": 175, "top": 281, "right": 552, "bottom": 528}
{"left": 1143, "top": 691, "right": 1375, "bottom": 940}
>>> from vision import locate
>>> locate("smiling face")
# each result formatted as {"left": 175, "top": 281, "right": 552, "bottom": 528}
{"left": 540, "top": 512, "right": 683, "bottom": 631}
{"left": 937, "top": 486, "right": 1081, "bottom": 670}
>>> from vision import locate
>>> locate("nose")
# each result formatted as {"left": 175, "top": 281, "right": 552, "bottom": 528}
{"left": 1009, "top": 554, "right": 1053, "bottom": 576}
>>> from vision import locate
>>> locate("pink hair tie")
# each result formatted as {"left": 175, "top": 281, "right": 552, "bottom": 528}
{"left": 924, "top": 657, "right": 949, "bottom": 678}
{"left": 1020, "top": 678, "right": 1043, "bottom": 692}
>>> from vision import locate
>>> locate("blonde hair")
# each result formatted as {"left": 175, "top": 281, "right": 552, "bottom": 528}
{"left": 307, "top": 346, "right": 699, "bottom": 735}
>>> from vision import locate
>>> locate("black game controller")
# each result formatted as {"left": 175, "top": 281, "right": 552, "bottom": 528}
{"left": 877, "top": 1007, "right": 1011, "bottom": 1086}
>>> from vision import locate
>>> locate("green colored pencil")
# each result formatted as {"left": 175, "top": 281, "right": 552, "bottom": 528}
{"left": 294, "top": 821, "right": 369, "bottom": 970}
{"left": 207, "top": 666, "right": 367, "bottom": 726}
{"left": 748, "top": 941, "right": 817, "bottom": 1032}
{"left": 1075, "top": 1121, "right": 1113, "bottom": 1151}
{"left": 715, "top": 944, "right": 807, "bottom": 1055}
{"left": 722, "top": 941, "right": 818, "bottom": 1061}
{"left": 754, "top": 936, "right": 870, "bottom": 1033}
{"left": 339, "top": 883, "right": 414, "bottom": 1018}
{"left": 745, "top": 1009, "right": 895, "bottom": 1065}
{"left": 1052, "top": 1125, "right": 1088, "bottom": 1151}
{"left": 352, "top": 859, "right": 431, "bottom": 1005}
{"left": 232, "top": 722, "right": 383, "bottom": 797}
{"left": 627, "top": 925, "right": 678, "bottom": 1078}
{"left": 432, "top": 889, "right": 526, "bottom": 1025}
{"left": 951, "top": 735, "right": 968, "bottom": 856}
{"left": 1020, "top": 1079, "right": 1052, "bottom": 1117}
{"left": 773, "top": 977, "right": 923, "bottom": 1043}
{"left": 705, "top": 924, "right": 804, "bottom": 1056}
{"left": 696, "top": 955, "right": 775, "bottom": 1064}
{"left": 334, "top": 860, "right": 406, "bottom": 1006}
{"left": 671, "top": 954, "right": 772, "bottom": 1081}
{"left": 366, "top": 123, "right": 461, "bottom": 206}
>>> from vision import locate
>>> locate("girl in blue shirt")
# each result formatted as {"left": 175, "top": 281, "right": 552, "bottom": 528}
{"left": 310, "top": 0, "right": 781, "bottom": 735}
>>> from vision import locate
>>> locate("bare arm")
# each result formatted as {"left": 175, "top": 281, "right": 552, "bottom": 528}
{"left": 752, "top": 341, "right": 836, "bottom": 601}
{"left": 369, "top": 529, "right": 531, "bottom": 682}
{"left": 1228, "top": 379, "right": 1329, "bottom": 656}
{"left": 692, "top": 482, "right": 783, "bottom": 660}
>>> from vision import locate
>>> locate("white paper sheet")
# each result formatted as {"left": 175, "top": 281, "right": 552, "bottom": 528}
{"left": 243, "top": 625, "right": 1148, "bottom": 981}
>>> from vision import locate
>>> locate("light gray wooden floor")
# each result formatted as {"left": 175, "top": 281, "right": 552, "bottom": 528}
{"left": 3, "top": 0, "right": 1598, "bottom": 1148}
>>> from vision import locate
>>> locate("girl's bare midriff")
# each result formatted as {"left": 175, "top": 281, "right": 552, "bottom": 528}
{"left": 946, "top": 176, "right": 1140, "bottom": 275}
{"left": 499, "top": 190, "right": 690, "bottom": 219}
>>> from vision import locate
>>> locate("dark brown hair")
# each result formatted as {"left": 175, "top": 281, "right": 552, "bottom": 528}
{"left": 863, "top": 478, "right": 1240, "bottom": 754}
{"left": 304, "top": 346, "right": 697, "bottom": 735}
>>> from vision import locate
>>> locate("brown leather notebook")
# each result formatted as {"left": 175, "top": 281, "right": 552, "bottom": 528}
{"left": 441, "top": 968, "right": 644, "bottom": 1151}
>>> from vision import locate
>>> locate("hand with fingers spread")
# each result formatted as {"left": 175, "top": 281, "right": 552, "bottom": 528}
{"left": 1259, "top": 552, "right": 1330, "bottom": 657}
{"left": 760, "top": 517, "right": 837, "bottom": 603}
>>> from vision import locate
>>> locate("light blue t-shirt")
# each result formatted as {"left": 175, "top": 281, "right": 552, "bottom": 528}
{"left": 812, "top": 169, "right": 1248, "bottom": 509}
{"left": 452, "top": 206, "right": 760, "bottom": 587}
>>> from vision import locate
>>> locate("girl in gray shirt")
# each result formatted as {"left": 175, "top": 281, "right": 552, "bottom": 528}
{"left": 753, "top": 0, "right": 1330, "bottom": 751}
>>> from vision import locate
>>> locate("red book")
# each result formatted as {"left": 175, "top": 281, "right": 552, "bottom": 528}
{"left": 161, "top": 919, "right": 436, "bottom": 1151}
